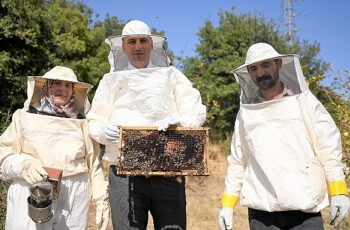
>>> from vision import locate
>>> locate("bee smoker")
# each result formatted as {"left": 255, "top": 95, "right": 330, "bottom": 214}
{"left": 27, "top": 175, "right": 53, "bottom": 223}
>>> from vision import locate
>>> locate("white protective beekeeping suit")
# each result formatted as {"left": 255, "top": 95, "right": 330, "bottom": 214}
{"left": 0, "top": 66, "right": 109, "bottom": 229}
{"left": 87, "top": 20, "right": 206, "bottom": 165}
{"left": 221, "top": 43, "right": 348, "bottom": 214}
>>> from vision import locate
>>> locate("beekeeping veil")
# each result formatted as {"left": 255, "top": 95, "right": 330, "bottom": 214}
{"left": 24, "top": 66, "right": 92, "bottom": 117}
{"left": 105, "top": 20, "right": 170, "bottom": 72}
{"left": 232, "top": 43, "right": 308, "bottom": 104}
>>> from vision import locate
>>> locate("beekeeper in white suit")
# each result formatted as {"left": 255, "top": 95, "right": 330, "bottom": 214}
{"left": 87, "top": 20, "right": 206, "bottom": 229}
{"left": 218, "top": 43, "right": 350, "bottom": 229}
{"left": 0, "top": 66, "right": 110, "bottom": 229}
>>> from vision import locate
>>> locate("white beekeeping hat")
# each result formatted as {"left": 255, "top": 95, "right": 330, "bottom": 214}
{"left": 232, "top": 43, "right": 308, "bottom": 104}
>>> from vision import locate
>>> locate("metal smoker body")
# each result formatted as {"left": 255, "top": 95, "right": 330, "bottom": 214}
{"left": 27, "top": 167, "right": 63, "bottom": 223}
{"left": 27, "top": 175, "right": 53, "bottom": 223}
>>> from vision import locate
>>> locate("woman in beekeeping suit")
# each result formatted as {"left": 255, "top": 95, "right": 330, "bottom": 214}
{"left": 0, "top": 66, "right": 110, "bottom": 229}
{"left": 218, "top": 43, "right": 349, "bottom": 229}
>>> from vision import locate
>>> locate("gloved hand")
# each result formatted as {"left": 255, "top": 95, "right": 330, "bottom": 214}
{"left": 330, "top": 195, "right": 350, "bottom": 227}
{"left": 96, "top": 202, "right": 110, "bottom": 230}
{"left": 101, "top": 122, "right": 120, "bottom": 143}
{"left": 218, "top": 207, "right": 234, "bottom": 230}
{"left": 156, "top": 116, "right": 181, "bottom": 131}
{"left": 19, "top": 158, "right": 48, "bottom": 184}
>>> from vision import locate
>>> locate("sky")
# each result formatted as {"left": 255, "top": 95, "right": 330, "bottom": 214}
{"left": 83, "top": 0, "right": 350, "bottom": 84}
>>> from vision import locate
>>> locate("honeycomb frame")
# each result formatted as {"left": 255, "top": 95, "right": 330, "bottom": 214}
{"left": 116, "top": 126, "right": 210, "bottom": 176}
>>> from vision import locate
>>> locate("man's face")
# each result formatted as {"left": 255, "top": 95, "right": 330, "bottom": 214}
{"left": 48, "top": 80, "right": 73, "bottom": 106}
{"left": 122, "top": 36, "right": 153, "bottom": 68}
{"left": 247, "top": 59, "right": 282, "bottom": 90}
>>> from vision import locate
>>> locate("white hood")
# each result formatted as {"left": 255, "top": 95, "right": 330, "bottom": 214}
{"left": 105, "top": 20, "right": 170, "bottom": 72}
{"left": 24, "top": 66, "right": 91, "bottom": 116}
{"left": 232, "top": 43, "right": 308, "bottom": 104}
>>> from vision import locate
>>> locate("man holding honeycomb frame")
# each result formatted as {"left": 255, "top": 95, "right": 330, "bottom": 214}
{"left": 87, "top": 20, "right": 206, "bottom": 230}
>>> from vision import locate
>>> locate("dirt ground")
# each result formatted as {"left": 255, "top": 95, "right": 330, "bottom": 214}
{"left": 88, "top": 144, "right": 350, "bottom": 230}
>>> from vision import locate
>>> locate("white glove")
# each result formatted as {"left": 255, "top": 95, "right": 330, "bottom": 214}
{"left": 156, "top": 116, "right": 181, "bottom": 131}
{"left": 101, "top": 122, "right": 120, "bottom": 143}
{"left": 218, "top": 207, "right": 233, "bottom": 230}
{"left": 330, "top": 195, "right": 350, "bottom": 227}
{"left": 96, "top": 202, "right": 110, "bottom": 230}
{"left": 19, "top": 158, "right": 48, "bottom": 184}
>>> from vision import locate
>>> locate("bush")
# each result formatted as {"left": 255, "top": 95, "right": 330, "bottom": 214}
{"left": 0, "top": 181, "right": 9, "bottom": 228}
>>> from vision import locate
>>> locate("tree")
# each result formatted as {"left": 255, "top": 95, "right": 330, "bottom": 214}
{"left": 319, "top": 70, "right": 350, "bottom": 178}
{"left": 182, "top": 8, "right": 328, "bottom": 141}
{"left": 0, "top": 0, "right": 122, "bottom": 122}
{"left": 43, "top": 0, "right": 112, "bottom": 97}
{"left": 0, "top": 0, "right": 51, "bottom": 117}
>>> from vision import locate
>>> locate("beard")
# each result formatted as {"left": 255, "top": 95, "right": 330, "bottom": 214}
{"left": 255, "top": 74, "right": 278, "bottom": 90}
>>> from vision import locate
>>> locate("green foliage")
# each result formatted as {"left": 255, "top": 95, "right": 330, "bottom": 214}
{"left": 324, "top": 71, "right": 350, "bottom": 178}
{"left": 0, "top": 0, "right": 50, "bottom": 114}
{"left": 0, "top": 0, "right": 120, "bottom": 113}
{"left": 44, "top": 0, "right": 112, "bottom": 98}
{"left": 305, "top": 71, "right": 350, "bottom": 178}
{"left": 0, "top": 110, "right": 10, "bottom": 227}
{"left": 182, "top": 8, "right": 329, "bottom": 141}
{"left": 0, "top": 181, "right": 7, "bottom": 229}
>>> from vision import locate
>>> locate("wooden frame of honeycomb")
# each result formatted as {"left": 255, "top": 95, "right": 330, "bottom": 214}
{"left": 117, "top": 126, "right": 210, "bottom": 176}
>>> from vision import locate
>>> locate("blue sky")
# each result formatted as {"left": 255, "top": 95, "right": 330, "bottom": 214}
{"left": 84, "top": 0, "right": 349, "bottom": 84}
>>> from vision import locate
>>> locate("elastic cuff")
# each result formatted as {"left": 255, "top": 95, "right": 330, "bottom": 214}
{"left": 221, "top": 193, "right": 239, "bottom": 208}
{"left": 328, "top": 181, "right": 349, "bottom": 196}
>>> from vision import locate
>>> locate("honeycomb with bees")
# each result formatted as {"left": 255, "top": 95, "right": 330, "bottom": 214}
{"left": 116, "top": 126, "right": 210, "bottom": 176}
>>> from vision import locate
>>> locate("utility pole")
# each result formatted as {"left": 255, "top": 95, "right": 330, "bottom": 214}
{"left": 283, "top": 0, "right": 303, "bottom": 45}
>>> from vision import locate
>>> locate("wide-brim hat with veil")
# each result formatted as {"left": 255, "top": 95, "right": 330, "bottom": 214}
{"left": 105, "top": 20, "right": 170, "bottom": 71}
{"left": 25, "top": 66, "right": 92, "bottom": 115}
{"left": 232, "top": 42, "right": 308, "bottom": 104}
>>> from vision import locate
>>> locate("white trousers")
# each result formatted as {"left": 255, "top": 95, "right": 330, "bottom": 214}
{"left": 5, "top": 173, "right": 89, "bottom": 230}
